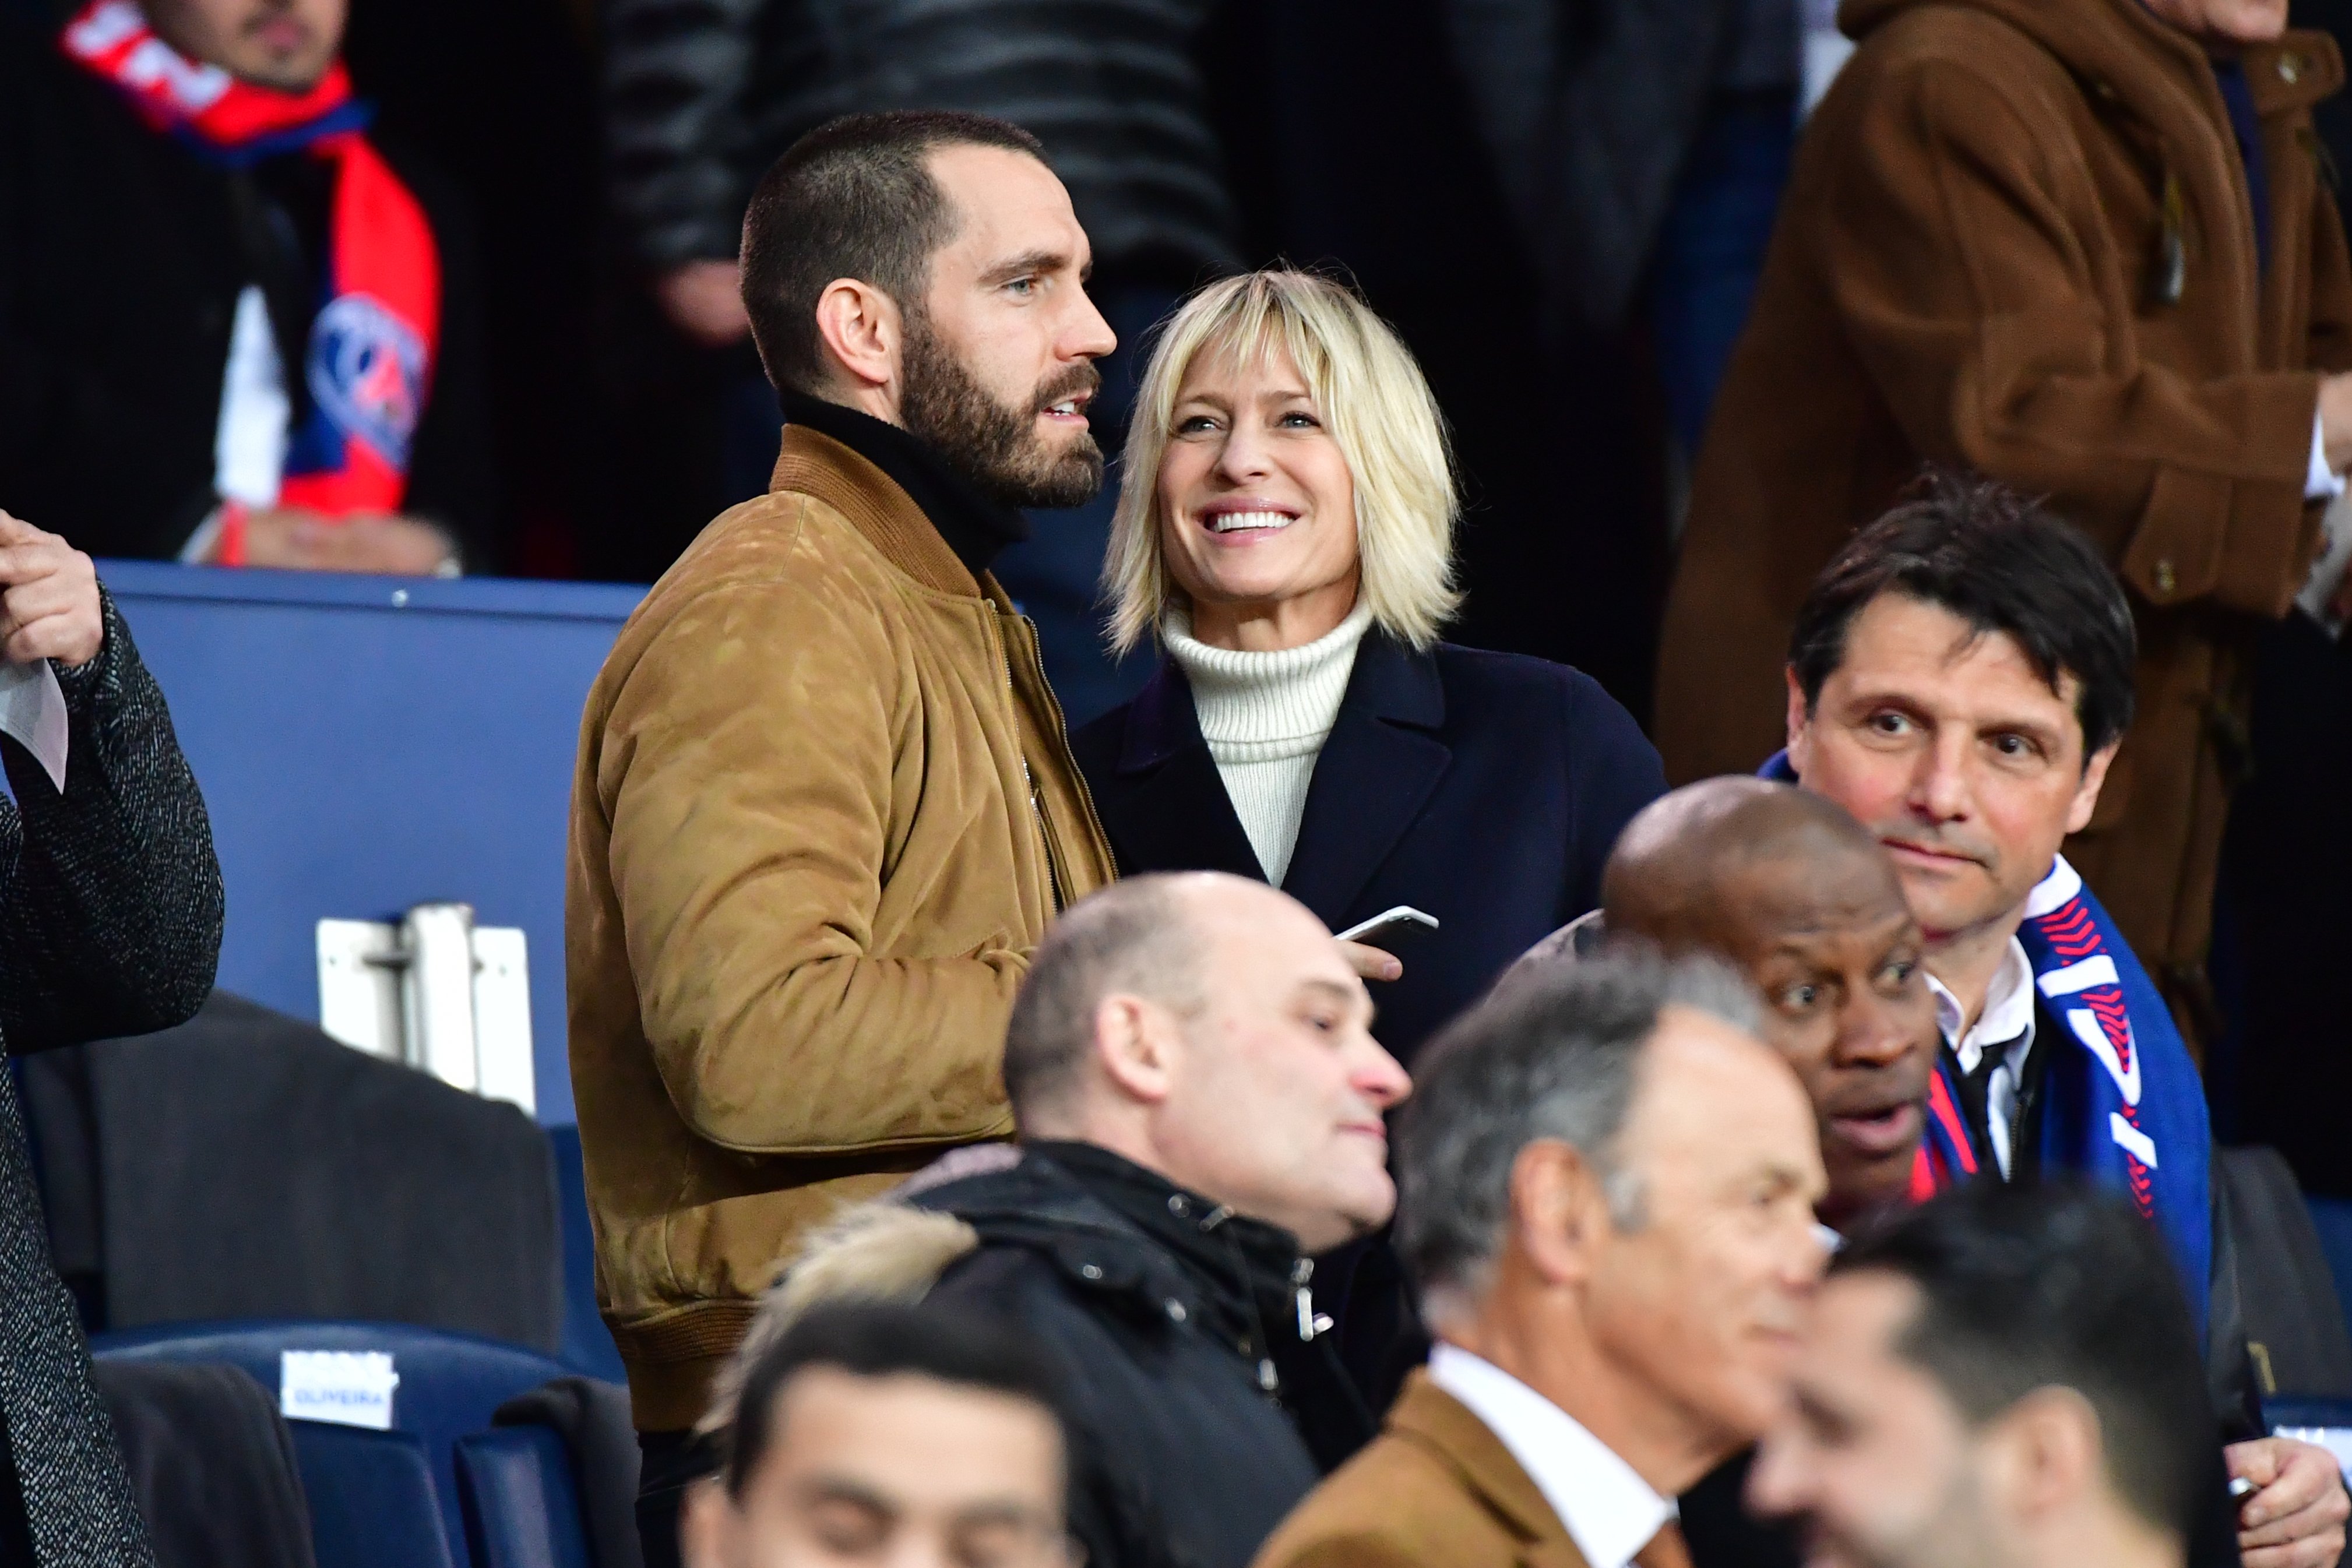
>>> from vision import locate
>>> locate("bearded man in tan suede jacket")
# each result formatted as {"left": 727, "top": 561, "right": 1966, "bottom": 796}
{"left": 565, "top": 110, "right": 1118, "bottom": 1565}
{"left": 1655, "top": 0, "right": 2352, "bottom": 1051}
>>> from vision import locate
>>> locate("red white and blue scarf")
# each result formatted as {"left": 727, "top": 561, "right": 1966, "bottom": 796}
{"left": 1763, "top": 753, "right": 2213, "bottom": 1329}
{"left": 61, "top": 0, "right": 440, "bottom": 552}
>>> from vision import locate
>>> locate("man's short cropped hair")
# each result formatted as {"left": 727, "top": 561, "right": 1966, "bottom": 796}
{"left": 1001, "top": 875, "right": 1207, "bottom": 1118}
{"left": 1836, "top": 1181, "right": 2211, "bottom": 1539}
{"left": 741, "top": 111, "right": 1048, "bottom": 393}
{"left": 720, "top": 1299, "right": 1069, "bottom": 1500}
{"left": 1395, "top": 949, "right": 1762, "bottom": 1311}
{"left": 1787, "top": 470, "right": 2138, "bottom": 760}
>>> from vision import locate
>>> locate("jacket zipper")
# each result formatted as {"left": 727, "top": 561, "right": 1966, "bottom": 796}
{"left": 1017, "top": 611, "right": 1112, "bottom": 885}
{"left": 991, "top": 612, "right": 1066, "bottom": 912}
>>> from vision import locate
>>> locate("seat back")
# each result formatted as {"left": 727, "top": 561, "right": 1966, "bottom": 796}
{"left": 97, "top": 559, "right": 645, "bottom": 1125}
{"left": 2216, "top": 1147, "right": 2352, "bottom": 1398}
{"left": 545, "top": 1125, "right": 623, "bottom": 1382}
{"left": 92, "top": 1359, "right": 316, "bottom": 1568}
{"left": 96, "top": 1319, "right": 576, "bottom": 1568}
{"left": 455, "top": 1428, "right": 595, "bottom": 1568}
{"left": 290, "top": 1426, "right": 456, "bottom": 1568}
{"left": 32, "top": 992, "right": 564, "bottom": 1352}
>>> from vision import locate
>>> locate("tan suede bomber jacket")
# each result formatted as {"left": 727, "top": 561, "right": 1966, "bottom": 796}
{"left": 566, "top": 426, "right": 1115, "bottom": 1430}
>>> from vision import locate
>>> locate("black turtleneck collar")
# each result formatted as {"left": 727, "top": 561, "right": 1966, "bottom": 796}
{"left": 777, "top": 390, "right": 1030, "bottom": 579}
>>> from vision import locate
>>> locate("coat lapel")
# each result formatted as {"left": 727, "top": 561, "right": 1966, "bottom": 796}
{"left": 1281, "top": 633, "right": 1450, "bottom": 924}
{"left": 1388, "top": 1375, "right": 1592, "bottom": 1568}
{"left": 1096, "top": 660, "right": 1266, "bottom": 882}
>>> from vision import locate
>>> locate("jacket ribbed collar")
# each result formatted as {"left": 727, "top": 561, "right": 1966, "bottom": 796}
{"left": 767, "top": 421, "right": 1022, "bottom": 600}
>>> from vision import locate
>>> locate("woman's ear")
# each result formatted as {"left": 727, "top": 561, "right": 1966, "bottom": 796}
{"left": 810, "top": 279, "right": 906, "bottom": 404}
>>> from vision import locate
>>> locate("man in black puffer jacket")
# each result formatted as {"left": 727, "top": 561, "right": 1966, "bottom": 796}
{"left": 700, "top": 873, "right": 1411, "bottom": 1568}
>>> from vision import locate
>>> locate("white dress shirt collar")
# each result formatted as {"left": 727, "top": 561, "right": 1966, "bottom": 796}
{"left": 1926, "top": 938, "right": 2038, "bottom": 1176}
{"left": 1927, "top": 936, "right": 2036, "bottom": 1074}
{"left": 1427, "top": 1343, "right": 1674, "bottom": 1568}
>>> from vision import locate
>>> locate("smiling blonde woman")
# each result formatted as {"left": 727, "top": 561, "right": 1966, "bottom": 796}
{"left": 1069, "top": 269, "right": 1668, "bottom": 1073}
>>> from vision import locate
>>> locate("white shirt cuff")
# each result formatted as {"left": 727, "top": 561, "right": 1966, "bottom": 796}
{"left": 2309, "top": 408, "right": 2346, "bottom": 501}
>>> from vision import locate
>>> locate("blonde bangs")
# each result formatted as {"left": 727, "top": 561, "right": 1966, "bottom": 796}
{"left": 1102, "top": 271, "right": 1462, "bottom": 657}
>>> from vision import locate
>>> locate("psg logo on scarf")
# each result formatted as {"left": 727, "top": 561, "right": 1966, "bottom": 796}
{"left": 60, "top": 0, "right": 440, "bottom": 519}
{"left": 307, "top": 295, "right": 428, "bottom": 471}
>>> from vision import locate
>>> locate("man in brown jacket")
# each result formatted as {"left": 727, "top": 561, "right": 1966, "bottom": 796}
{"left": 1253, "top": 951, "right": 1828, "bottom": 1568}
{"left": 565, "top": 110, "right": 1117, "bottom": 1566}
{"left": 1654, "top": 0, "right": 2352, "bottom": 1044}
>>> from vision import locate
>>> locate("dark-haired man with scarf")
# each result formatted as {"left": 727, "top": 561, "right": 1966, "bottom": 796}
{"left": 0, "top": 0, "right": 492, "bottom": 572}
{"left": 1773, "top": 474, "right": 2349, "bottom": 1568}
{"left": 1656, "top": 0, "right": 2352, "bottom": 1068}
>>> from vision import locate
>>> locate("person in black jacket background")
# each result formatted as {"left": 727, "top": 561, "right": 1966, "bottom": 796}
{"left": 594, "top": 0, "right": 1240, "bottom": 720}
{"left": 714, "top": 875, "right": 1410, "bottom": 1568}
{"left": 0, "top": 509, "right": 224, "bottom": 1565}
{"left": 0, "top": 0, "right": 495, "bottom": 573}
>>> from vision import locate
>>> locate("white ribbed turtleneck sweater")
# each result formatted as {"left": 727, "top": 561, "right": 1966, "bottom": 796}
{"left": 1163, "top": 601, "right": 1375, "bottom": 886}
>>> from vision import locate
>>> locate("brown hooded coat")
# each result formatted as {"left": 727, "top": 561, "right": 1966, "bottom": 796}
{"left": 1653, "top": 0, "right": 2352, "bottom": 1042}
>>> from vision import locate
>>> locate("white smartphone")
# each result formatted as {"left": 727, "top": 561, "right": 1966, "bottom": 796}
{"left": 1336, "top": 905, "right": 1440, "bottom": 952}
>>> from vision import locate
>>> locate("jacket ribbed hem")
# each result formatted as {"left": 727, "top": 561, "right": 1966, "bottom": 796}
{"left": 613, "top": 1300, "right": 762, "bottom": 1432}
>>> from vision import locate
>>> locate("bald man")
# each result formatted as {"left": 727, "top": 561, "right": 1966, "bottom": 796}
{"left": 1515, "top": 778, "right": 1941, "bottom": 1230}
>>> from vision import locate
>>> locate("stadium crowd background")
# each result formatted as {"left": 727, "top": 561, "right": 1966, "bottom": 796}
{"left": 16, "top": 1, "right": 2352, "bottom": 1568}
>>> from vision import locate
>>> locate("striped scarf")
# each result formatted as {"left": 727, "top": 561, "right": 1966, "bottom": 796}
{"left": 60, "top": 0, "right": 441, "bottom": 552}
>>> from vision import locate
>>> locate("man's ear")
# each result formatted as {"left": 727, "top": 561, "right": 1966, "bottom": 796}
{"left": 810, "top": 277, "right": 905, "bottom": 402}
{"left": 1980, "top": 1386, "right": 2103, "bottom": 1530}
{"left": 1784, "top": 665, "right": 1814, "bottom": 778}
{"left": 1092, "top": 994, "right": 1180, "bottom": 1109}
{"left": 1510, "top": 1140, "right": 1611, "bottom": 1289}
{"left": 2065, "top": 741, "right": 2120, "bottom": 836}
{"left": 677, "top": 1477, "right": 735, "bottom": 1568}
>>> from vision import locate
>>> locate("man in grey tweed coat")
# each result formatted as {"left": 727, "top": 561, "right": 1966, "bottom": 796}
{"left": 0, "top": 509, "right": 223, "bottom": 1565}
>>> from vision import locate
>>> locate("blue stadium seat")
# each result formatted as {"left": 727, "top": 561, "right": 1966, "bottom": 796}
{"left": 96, "top": 1319, "right": 578, "bottom": 1568}
{"left": 455, "top": 1427, "right": 596, "bottom": 1568}
{"left": 291, "top": 1425, "right": 457, "bottom": 1568}
{"left": 98, "top": 559, "right": 645, "bottom": 1125}
{"left": 546, "top": 1125, "right": 625, "bottom": 1383}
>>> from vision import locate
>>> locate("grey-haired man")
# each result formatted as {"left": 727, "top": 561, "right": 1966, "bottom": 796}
{"left": 1253, "top": 952, "right": 1829, "bottom": 1568}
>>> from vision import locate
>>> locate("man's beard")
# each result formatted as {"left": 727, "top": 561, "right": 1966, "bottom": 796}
{"left": 899, "top": 315, "right": 1105, "bottom": 510}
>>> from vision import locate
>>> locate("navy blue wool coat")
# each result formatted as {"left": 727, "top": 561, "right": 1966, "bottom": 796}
{"left": 1070, "top": 630, "right": 1666, "bottom": 1065}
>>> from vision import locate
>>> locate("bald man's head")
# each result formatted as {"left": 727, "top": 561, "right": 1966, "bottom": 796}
{"left": 1604, "top": 779, "right": 1895, "bottom": 954}
{"left": 1002, "top": 873, "right": 1411, "bottom": 1250}
{"left": 1600, "top": 780, "right": 1936, "bottom": 1227}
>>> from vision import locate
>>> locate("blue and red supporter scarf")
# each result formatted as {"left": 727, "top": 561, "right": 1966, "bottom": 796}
{"left": 1763, "top": 753, "right": 2213, "bottom": 1329}
{"left": 61, "top": 0, "right": 439, "bottom": 556}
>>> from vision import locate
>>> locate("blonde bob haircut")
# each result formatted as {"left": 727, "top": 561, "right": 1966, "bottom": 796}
{"left": 1103, "top": 270, "right": 1462, "bottom": 656}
